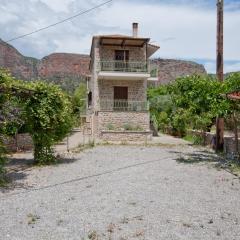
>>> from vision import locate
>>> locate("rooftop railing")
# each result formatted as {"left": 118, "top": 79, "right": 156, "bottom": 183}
{"left": 100, "top": 99, "right": 149, "bottom": 112}
{"left": 98, "top": 60, "right": 158, "bottom": 78}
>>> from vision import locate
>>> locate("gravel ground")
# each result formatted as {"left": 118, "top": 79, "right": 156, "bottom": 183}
{"left": 1, "top": 145, "right": 240, "bottom": 240}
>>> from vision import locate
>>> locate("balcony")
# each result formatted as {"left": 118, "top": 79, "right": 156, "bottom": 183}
{"left": 97, "top": 60, "right": 158, "bottom": 81}
{"left": 100, "top": 100, "right": 149, "bottom": 112}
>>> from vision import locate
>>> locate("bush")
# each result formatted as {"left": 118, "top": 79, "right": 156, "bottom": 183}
{"left": 123, "top": 123, "right": 143, "bottom": 131}
{"left": 106, "top": 123, "right": 115, "bottom": 130}
{"left": 23, "top": 82, "right": 74, "bottom": 165}
{"left": 183, "top": 134, "right": 204, "bottom": 145}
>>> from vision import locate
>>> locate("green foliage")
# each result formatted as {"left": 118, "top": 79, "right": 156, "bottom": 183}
{"left": 169, "top": 75, "right": 228, "bottom": 129}
{"left": 183, "top": 134, "right": 204, "bottom": 145}
{"left": 72, "top": 83, "right": 87, "bottom": 116}
{"left": 72, "top": 83, "right": 87, "bottom": 127}
{"left": 148, "top": 85, "right": 176, "bottom": 133}
{"left": 225, "top": 72, "right": 240, "bottom": 92}
{"left": 106, "top": 123, "right": 115, "bottom": 130}
{"left": 122, "top": 123, "right": 143, "bottom": 131}
{"left": 23, "top": 81, "right": 74, "bottom": 164}
{"left": 0, "top": 70, "right": 74, "bottom": 166}
{"left": 0, "top": 70, "right": 12, "bottom": 183}
{"left": 148, "top": 74, "right": 240, "bottom": 137}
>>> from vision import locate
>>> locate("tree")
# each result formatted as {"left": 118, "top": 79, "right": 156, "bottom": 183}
{"left": 72, "top": 83, "right": 87, "bottom": 115}
{"left": 23, "top": 81, "right": 74, "bottom": 164}
{"left": 148, "top": 75, "right": 231, "bottom": 137}
{"left": 0, "top": 70, "right": 74, "bottom": 166}
{"left": 168, "top": 75, "right": 229, "bottom": 133}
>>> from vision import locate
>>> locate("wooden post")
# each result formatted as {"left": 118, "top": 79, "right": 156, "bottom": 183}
{"left": 216, "top": 0, "right": 224, "bottom": 151}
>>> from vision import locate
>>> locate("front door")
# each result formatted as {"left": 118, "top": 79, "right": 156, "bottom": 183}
{"left": 114, "top": 86, "right": 128, "bottom": 110}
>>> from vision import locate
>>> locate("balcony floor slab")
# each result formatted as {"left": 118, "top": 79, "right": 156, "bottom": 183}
{"left": 98, "top": 71, "right": 150, "bottom": 80}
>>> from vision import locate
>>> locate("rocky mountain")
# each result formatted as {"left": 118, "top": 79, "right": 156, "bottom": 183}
{"left": 153, "top": 58, "right": 207, "bottom": 85}
{"left": 0, "top": 39, "right": 207, "bottom": 91}
{"left": 0, "top": 39, "right": 90, "bottom": 92}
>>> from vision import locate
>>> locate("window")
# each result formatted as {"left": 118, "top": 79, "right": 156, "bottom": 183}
{"left": 115, "top": 50, "right": 129, "bottom": 61}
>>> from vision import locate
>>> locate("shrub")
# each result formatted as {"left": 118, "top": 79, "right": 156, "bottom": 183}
{"left": 23, "top": 82, "right": 74, "bottom": 165}
{"left": 122, "top": 123, "right": 144, "bottom": 131}
{"left": 106, "top": 123, "right": 115, "bottom": 130}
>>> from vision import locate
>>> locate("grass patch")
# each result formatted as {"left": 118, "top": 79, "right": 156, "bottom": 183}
{"left": 72, "top": 140, "right": 96, "bottom": 153}
{"left": 183, "top": 134, "right": 204, "bottom": 145}
{"left": 227, "top": 161, "right": 240, "bottom": 177}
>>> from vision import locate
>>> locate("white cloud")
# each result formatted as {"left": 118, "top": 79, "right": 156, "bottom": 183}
{"left": 0, "top": 0, "right": 239, "bottom": 73}
{"left": 39, "top": 0, "right": 74, "bottom": 12}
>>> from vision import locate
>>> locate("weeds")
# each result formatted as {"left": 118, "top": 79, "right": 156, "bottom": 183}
{"left": 27, "top": 213, "right": 40, "bottom": 225}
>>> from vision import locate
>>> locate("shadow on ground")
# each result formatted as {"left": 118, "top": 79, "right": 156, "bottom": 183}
{"left": 1, "top": 154, "right": 77, "bottom": 192}
{"left": 171, "top": 149, "right": 223, "bottom": 166}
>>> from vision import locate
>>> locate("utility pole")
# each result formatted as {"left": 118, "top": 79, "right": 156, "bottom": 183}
{"left": 216, "top": 0, "right": 224, "bottom": 151}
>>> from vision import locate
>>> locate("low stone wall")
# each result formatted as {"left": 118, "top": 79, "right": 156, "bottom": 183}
{"left": 224, "top": 137, "right": 240, "bottom": 158}
{"left": 187, "top": 130, "right": 240, "bottom": 157}
{"left": 100, "top": 130, "right": 152, "bottom": 142}
{"left": 98, "top": 111, "right": 150, "bottom": 132}
{"left": 1, "top": 134, "right": 33, "bottom": 152}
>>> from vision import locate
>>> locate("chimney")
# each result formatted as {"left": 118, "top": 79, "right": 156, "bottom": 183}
{"left": 132, "top": 23, "right": 138, "bottom": 38}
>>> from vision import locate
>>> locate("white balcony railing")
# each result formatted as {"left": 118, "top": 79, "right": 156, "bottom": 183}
{"left": 98, "top": 60, "right": 158, "bottom": 78}
{"left": 100, "top": 100, "right": 149, "bottom": 112}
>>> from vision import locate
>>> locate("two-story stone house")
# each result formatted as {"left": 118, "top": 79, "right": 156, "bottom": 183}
{"left": 87, "top": 23, "right": 159, "bottom": 142}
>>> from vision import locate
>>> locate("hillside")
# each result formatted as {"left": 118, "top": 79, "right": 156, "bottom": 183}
{"left": 0, "top": 39, "right": 207, "bottom": 90}
{"left": 153, "top": 58, "right": 207, "bottom": 85}
{"left": 0, "top": 39, "right": 90, "bottom": 92}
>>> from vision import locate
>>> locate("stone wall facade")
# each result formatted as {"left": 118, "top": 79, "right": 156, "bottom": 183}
{"left": 89, "top": 38, "right": 148, "bottom": 111}
{"left": 100, "top": 45, "right": 146, "bottom": 62}
{"left": 98, "top": 111, "right": 150, "bottom": 133}
{"left": 100, "top": 131, "right": 152, "bottom": 142}
{"left": 224, "top": 137, "right": 240, "bottom": 158}
{"left": 187, "top": 130, "right": 240, "bottom": 158}
{"left": 1, "top": 133, "right": 33, "bottom": 152}
{"left": 98, "top": 79, "right": 146, "bottom": 102}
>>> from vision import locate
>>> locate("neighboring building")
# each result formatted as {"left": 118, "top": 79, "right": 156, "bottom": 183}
{"left": 87, "top": 23, "right": 159, "bottom": 142}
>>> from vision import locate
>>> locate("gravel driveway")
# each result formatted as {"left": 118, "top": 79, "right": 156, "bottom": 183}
{"left": 0, "top": 145, "right": 240, "bottom": 240}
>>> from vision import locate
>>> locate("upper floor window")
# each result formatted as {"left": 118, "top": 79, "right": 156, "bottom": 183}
{"left": 115, "top": 50, "right": 129, "bottom": 62}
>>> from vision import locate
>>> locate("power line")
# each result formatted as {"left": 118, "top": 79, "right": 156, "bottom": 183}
{"left": 6, "top": 0, "right": 113, "bottom": 43}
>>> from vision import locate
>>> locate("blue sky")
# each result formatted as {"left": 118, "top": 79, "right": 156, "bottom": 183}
{"left": 0, "top": 0, "right": 240, "bottom": 73}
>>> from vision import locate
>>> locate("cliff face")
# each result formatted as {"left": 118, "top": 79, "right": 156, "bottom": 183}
{"left": 0, "top": 39, "right": 38, "bottom": 80}
{"left": 0, "top": 39, "right": 90, "bottom": 92}
{"left": 37, "top": 53, "right": 90, "bottom": 79}
{"left": 153, "top": 58, "right": 207, "bottom": 85}
{"left": 0, "top": 39, "right": 207, "bottom": 89}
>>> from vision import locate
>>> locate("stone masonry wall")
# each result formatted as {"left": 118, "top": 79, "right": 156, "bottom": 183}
{"left": 1, "top": 133, "right": 33, "bottom": 152}
{"left": 100, "top": 45, "right": 146, "bottom": 62}
{"left": 100, "top": 131, "right": 152, "bottom": 142}
{"left": 98, "top": 79, "right": 146, "bottom": 102}
{"left": 224, "top": 137, "right": 240, "bottom": 158}
{"left": 98, "top": 111, "right": 150, "bottom": 132}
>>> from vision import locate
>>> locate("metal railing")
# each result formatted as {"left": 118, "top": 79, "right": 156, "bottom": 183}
{"left": 100, "top": 100, "right": 149, "bottom": 112}
{"left": 98, "top": 60, "right": 158, "bottom": 77}
{"left": 149, "top": 63, "right": 158, "bottom": 78}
